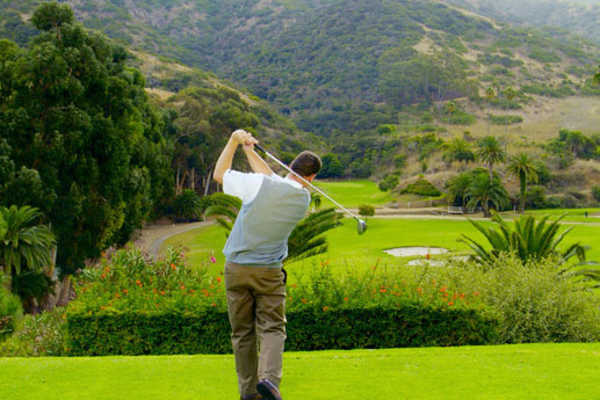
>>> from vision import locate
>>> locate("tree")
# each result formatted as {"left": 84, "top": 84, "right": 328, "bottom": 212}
{"left": 594, "top": 66, "right": 600, "bottom": 85}
{"left": 318, "top": 153, "right": 344, "bottom": 178}
{"left": 443, "top": 138, "right": 475, "bottom": 164}
{"left": 507, "top": 153, "right": 539, "bottom": 213}
{"left": 0, "top": 4, "right": 173, "bottom": 279}
{"left": 0, "top": 206, "right": 56, "bottom": 312}
{"left": 476, "top": 136, "right": 506, "bottom": 180}
{"left": 485, "top": 87, "right": 496, "bottom": 135}
{"left": 465, "top": 173, "right": 509, "bottom": 217}
{"left": 502, "top": 87, "right": 518, "bottom": 136}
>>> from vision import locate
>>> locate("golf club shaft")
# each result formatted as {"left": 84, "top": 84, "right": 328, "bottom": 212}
{"left": 254, "top": 144, "right": 362, "bottom": 221}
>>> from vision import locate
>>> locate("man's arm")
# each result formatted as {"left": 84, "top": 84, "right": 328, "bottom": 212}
{"left": 243, "top": 145, "right": 273, "bottom": 176}
{"left": 214, "top": 130, "right": 257, "bottom": 184}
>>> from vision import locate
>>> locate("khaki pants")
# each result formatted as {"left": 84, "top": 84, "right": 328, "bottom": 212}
{"left": 225, "top": 262, "right": 287, "bottom": 398}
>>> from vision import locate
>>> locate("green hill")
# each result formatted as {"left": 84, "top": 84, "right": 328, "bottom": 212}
{"left": 1, "top": 0, "right": 599, "bottom": 138}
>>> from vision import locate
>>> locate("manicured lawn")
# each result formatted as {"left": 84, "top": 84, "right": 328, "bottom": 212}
{"left": 313, "top": 179, "right": 395, "bottom": 208}
{"left": 2, "top": 344, "right": 599, "bottom": 399}
{"left": 161, "top": 215, "right": 600, "bottom": 274}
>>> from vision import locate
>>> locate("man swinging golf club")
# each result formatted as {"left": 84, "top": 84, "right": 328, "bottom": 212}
{"left": 214, "top": 129, "right": 322, "bottom": 400}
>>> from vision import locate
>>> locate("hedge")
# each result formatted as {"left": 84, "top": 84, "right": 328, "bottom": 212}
{"left": 66, "top": 304, "right": 499, "bottom": 356}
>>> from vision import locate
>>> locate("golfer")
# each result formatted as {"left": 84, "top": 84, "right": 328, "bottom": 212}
{"left": 213, "top": 129, "right": 322, "bottom": 400}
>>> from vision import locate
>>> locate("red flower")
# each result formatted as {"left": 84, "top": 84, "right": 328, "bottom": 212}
{"left": 216, "top": 277, "right": 222, "bottom": 283}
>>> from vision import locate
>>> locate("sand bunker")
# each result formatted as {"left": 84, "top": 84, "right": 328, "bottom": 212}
{"left": 384, "top": 247, "right": 449, "bottom": 257}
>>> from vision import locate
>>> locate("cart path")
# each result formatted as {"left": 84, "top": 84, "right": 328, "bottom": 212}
{"left": 136, "top": 221, "right": 212, "bottom": 258}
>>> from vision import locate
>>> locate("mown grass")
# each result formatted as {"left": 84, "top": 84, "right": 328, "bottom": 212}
{"left": 313, "top": 179, "right": 395, "bottom": 208}
{"left": 161, "top": 215, "right": 600, "bottom": 275}
{"left": 2, "top": 344, "right": 599, "bottom": 400}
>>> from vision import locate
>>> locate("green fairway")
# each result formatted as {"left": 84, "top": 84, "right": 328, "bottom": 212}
{"left": 313, "top": 179, "right": 395, "bottom": 208}
{"left": 2, "top": 344, "right": 599, "bottom": 399}
{"left": 161, "top": 216, "right": 600, "bottom": 274}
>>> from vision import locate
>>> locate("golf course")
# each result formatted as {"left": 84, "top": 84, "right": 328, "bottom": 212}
{"left": 2, "top": 2, "right": 600, "bottom": 399}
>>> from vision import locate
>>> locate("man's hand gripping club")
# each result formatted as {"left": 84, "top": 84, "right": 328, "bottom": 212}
{"left": 213, "top": 130, "right": 273, "bottom": 184}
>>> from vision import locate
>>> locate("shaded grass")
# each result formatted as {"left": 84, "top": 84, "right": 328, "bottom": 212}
{"left": 1, "top": 344, "right": 599, "bottom": 400}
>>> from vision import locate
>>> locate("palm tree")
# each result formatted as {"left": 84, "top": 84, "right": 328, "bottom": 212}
{"left": 443, "top": 138, "right": 475, "bottom": 165}
{"left": 507, "top": 153, "right": 539, "bottom": 213}
{"left": 502, "top": 87, "right": 518, "bottom": 136}
{"left": 485, "top": 87, "right": 496, "bottom": 135}
{"left": 476, "top": 136, "right": 506, "bottom": 181}
{"left": 204, "top": 194, "right": 341, "bottom": 262}
{"left": 0, "top": 206, "right": 56, "bottom": 310}
{"left": 465, "top": 173, "right": 509, "bottom": 217}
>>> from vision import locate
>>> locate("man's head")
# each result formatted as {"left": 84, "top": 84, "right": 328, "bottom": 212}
{"left": 290, "top": 151, "right": 321, "bottom": 182}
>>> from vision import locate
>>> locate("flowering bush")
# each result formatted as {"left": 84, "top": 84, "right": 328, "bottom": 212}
{"left": 69, "top": 247, "right": 226, "bottom": 315}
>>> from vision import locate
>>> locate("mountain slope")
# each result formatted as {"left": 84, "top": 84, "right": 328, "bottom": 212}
{"left": 443, "top": 0, "right": 600, "bottom": 46}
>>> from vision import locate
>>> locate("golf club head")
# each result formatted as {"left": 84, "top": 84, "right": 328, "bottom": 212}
{"left": 357, "top": 219, "right": 367, "bottom": 235}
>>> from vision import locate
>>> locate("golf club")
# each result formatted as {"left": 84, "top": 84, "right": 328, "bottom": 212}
{"left": 254, "top": 144, "right": 367, "bottom": 235}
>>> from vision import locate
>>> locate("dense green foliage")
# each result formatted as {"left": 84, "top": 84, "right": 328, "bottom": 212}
{"left": 0, "top": 283, "right": 22, "bottom": 340}
{"left": 0, "top": 4, "right": 174, "bottom": 277}
{"left": 66, "top": 305, "right": 498, "bottom": 356}
{"left": 0, "top": 307, "right": 66, "bottom": 356}
{"left": 400, "top": 178, "right": 442, "bottom": 197}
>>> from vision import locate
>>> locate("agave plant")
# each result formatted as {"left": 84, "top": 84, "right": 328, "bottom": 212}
{"left": 204, "top": 193, "right": 341, "bottom": 263}
{"left": 461, "top": 213, "right": 586, "bottom": 266}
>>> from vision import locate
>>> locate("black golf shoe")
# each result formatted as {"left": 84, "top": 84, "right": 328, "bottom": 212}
{"left": 256, "top": 380, "right": 283, "bottom": 400}
{"left": 241, "top": 394, "right": 262, "bottom": 400}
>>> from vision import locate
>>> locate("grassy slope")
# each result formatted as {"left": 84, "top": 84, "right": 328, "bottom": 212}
{"left": 2, "top": 344, "right": 599, "bottom": 399}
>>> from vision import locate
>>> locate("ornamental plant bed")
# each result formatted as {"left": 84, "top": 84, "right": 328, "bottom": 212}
{"left": 65, "top": 248, "right": 498, "bottom": 355}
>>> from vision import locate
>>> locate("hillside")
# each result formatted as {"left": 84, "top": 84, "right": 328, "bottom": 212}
{"left": 443, "top": 0, "right": 600, "bottom": 46}
{"left": 1, "top": 0, "right": 599, "bottom": 139}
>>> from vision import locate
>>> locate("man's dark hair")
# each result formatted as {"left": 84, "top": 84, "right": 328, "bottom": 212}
{"left": 290, "top": 151, "right": 322, "bottom": 178}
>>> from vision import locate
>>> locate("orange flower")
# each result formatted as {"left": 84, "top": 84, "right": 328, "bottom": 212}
{"left": 322, "top": 306, "right": 330, "bottom": 312}
{"left": 216, "top": 277, "right": 222, "bottom": 283}
{"left": 100, "top": 273, "right": 107, "bottom": 279}
{"left": 122, "top": 289, "right": 128, "bottom": 295}
{"left": 416, "top": 287, "right": 423, "bottom": 295}
{"left": 452, "top": 293, "right": 458, "bottom": 300}
{"left": 160, "top": 290, "right": 166, "bottom": 295}
{"left": 211, "top": 303, "right": 216, "bottom": 307}
{"left": 180, "top": 285, "right": 185, "bottom": 290}
{"left": 136, "top": 280, "right": 142, "bottom": 287}
{"left": 448, "top": 301, "right": 454, "bottom": 306}
{"left": 291, "top": 283, "right": 297, "bottom": 289}
{"left": 440, "top": 286, "right": 448, "bottom": 293}
{"left": 171, "top": 263, "right": 177, "bottom": 270}
{"left": 301, "top": 298, "right": 308, "bottom": 304}
{"left": 344, "top": 297, "right": 349, "bottom": 302}
{"left": 380, "top": 288, "right": 387, "bottom": 293}
{"left": 460, "top": 293, "right": 466, "bottom": 299}
{"left": 473, "top": 291, "right": 480, "bottom": 297}
{"left": 114, "top": 293, "right": 121, "bottom": 299}
{"left": 152, "top": 288, "right": 158, "bottom": 294}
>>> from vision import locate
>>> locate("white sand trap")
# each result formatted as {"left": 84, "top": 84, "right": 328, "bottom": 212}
{"left": 408, "top": 259, "right": 446, "bottom": 267}
{"left": 384, "top": 247, "right": 449, "bottom": 257}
